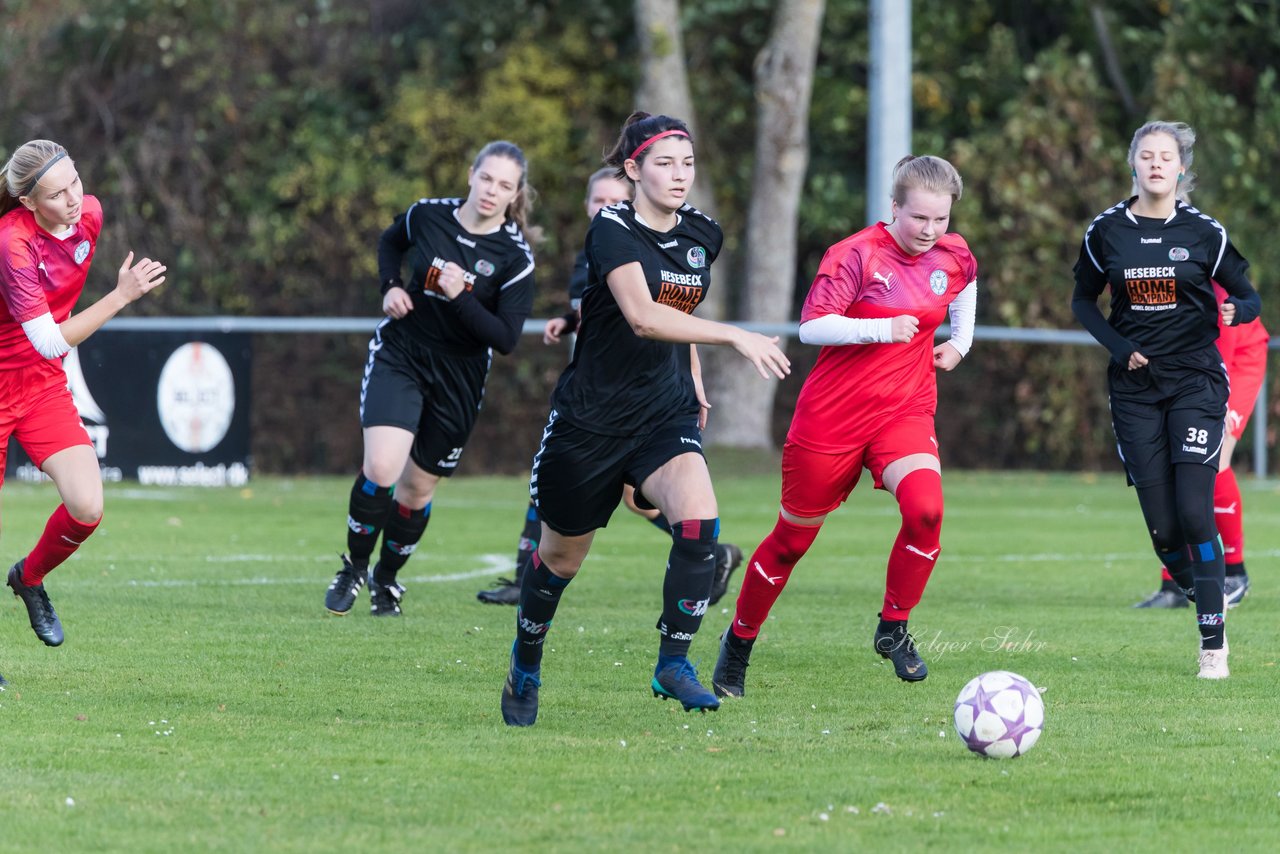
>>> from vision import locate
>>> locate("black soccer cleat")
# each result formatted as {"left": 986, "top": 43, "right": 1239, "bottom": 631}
{"left": 501, "top": 646, "right": 541, "bottom": 727}
{"left": 873, "top": 622, "right": 927, "bottom": 682}
{"left": 708, "top": 543, "right": 743, "bottom": 606}
{"left": 1224, "top": 573, "right": 1250, "bottom": 609}
{"left": 711, "top": 630, "right": 753, "bottom": 699}
{"left": 1132, "top": 587, "right": 1189, "bottom": 609}
{"left": 324, "top": 554, "right": 366, "bottom": 615}
{"left": 652, "top": 655, "right": 720, "bottom": 712}
{"left": 476, "top": 576, "right": 521, "bottom": 606}
{"left": 8, "top": 560, "right": 64, "bottom": 647}
{"left": 368, "top": 571, "right": 405, "bottom": 617}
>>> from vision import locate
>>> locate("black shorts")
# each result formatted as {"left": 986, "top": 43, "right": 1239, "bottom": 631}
{"left": 1108, "top": 345, "right": 1228, "bottom": 488}
{"left": 529, "top": 411, "right": 705, "bottom": 536}
{"left": 359, "top": 331, "right": 491, "bottom": 477}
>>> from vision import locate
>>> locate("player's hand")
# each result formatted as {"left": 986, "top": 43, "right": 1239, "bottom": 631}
{"left": 115, "top": 252, "right": 166, "bottom": 302}
{"left": 933, "top": 341, "right": 962, "bottom": 371}
{"left": 1220, "top": 301, "right": 1237, "bottom": 326}
{"left": 543, "top": 317, "right": 569, "bottom": 344}
{"left": 383, "top": 286, "right": 414, "bottom": 319}
{"left": 891, "top": 314, "right": 919, "bottom": 343}
{"left": 1127, "top": 350, "right": 1149, "bottom": 370}
{"left": 732, "top": 329, "right": 791, "bottom": 380}
{"left": 694, "top": 384, "right": 711, "bottom": 431}
{"left": 438, "top": 261, "right": 467, "bottom": 299}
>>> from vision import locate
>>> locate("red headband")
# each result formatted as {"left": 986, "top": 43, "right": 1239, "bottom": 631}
{"left": 629, "top": 129, "right": 691, "bottom": 161}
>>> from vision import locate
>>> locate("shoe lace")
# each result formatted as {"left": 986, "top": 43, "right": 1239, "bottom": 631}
{"left": 721, "top": 643, "right": 750, "bottom": 681}
{"left": 30, "top": 585, "right": 55, "bottom": 621}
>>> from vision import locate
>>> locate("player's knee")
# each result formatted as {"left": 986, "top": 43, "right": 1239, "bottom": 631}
{"left": 670, "top": 518, "right": 719, "bottom": 562}
{"left": 67, "top": 500, "right": 103, "bottom": 526}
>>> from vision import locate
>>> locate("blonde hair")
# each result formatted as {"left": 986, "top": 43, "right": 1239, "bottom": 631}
{"left": 471, "top": 140, "right": 542, "bottom": 242}
{"left": 1, "top": 139, "right": 68, "bottom": 218}
{"left": 891, "top": 154, "right": 963, "bottom": 205}
{"left": 1128, "top": 120, "right": 1196, "bottom": 200}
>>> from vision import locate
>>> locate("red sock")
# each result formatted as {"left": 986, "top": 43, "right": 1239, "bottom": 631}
{"left": 730, "top": 514, "right": 821, "bottom": 639}
{"left": 882, "top": 469, "right": 944, "bottom": 621}
{"left": 23, "top": 504, "right": 99, "bottom": 585}
{"left": 1214, "top": 466, "right": 1244, "bottom": 566}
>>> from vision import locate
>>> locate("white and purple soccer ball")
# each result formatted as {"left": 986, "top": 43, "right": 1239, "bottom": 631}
{"left": 953, "top": 670, "right": 1044, "bottom": 758}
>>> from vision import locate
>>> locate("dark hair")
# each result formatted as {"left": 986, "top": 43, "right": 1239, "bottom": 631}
{"left": 604, "top": 112, "right": 693, "bottom": 182}
{"left": 1, "top": 139, "right": 68, "bottom": 218}
{"left": 470, "top": 140, "right": 541, "bottom": 241}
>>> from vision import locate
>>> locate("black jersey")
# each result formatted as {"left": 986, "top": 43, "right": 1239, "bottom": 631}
{"left": 550, "top": 200, "right": 723, "bottom": 436}
{"left": 377, "top": 198, "right": 535, "bottom": 357}
{"left": 1072, "top": 197, "right": 1260, "bottom": 361}
{"left": 567, "top": 249, "right": 589, "bottom": 312}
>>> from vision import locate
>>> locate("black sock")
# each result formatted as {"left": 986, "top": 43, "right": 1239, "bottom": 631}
{"left": 514, "top": 501, "right": 540, "bottom": 582}
{"left": 515, "top": 551, "right": 571, "bottom": 670}
{"left": 1189, "top": 540, "right": 1226, "bottom": 650}
{"left": 1158, "top": 547, "right": 1195, "bottom": 600}
{"left": 649, "top": 512, "right": 671, "bottom": 534}
{"left": 375, "top": 501, "right": 430, "bottom": 584}
{"left": 347, "top": 472, "right": 393, "bottom": 568}
{"left": 1225, "top": 561, "right": 1246, "bottom": 578}
{"left": 877, "top": 614, "right": 906, "bottom": 636}
{"left": 657, "top": 518, "right": 718, "bottom": 658}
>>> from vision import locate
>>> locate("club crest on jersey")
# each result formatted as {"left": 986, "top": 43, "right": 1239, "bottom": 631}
{"left": 474, "top": 258, "right": 496, "bottom": 276}
{"left": 74, "top": 240, "right": 91, "bottom": 264}
{"left": 686, "top": 246, "right": 706, "bottom": 269}
{"left": 929, "top": 269, "right": 948, "bottom": 295}
{"left": 1169, "top": 247, "right": 1189, "bottom": 262}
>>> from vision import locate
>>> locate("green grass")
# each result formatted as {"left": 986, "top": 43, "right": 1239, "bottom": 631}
{"left": 3, "top": 460, "right": 1280, "bottom": 852}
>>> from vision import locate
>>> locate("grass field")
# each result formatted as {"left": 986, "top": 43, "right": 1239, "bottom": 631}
{"left": 3, "top": 455, "right": 1280, "bottom": 852}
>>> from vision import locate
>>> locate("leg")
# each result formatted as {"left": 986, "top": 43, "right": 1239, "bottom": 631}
{"left": 1215, "top": 437, "right": 1249, "bottom": 606}
{"left": 1173, "top": 463, "right": 1227, "bottom": 652}
{"left": 478, "top": 500, "right": 540, "bottom": 605}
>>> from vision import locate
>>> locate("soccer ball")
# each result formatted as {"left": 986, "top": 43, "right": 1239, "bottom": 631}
{"left": 953, "top": 670, "right": 1044, "bottom": 758}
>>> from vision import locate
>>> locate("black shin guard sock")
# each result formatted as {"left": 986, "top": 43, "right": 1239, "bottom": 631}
{"left": 1225, "top": 561, "right": 1246, "bottom": 578}
{"left": 375, "top": 501, "right": 430, "bottom": 584}
{"left": 514, "top": 502, "right": 540, "bottom": 583}
{"left": 1190, "top": 540, "right": 1226, "bottom": 650}
{"left": 515, "top": 552, "right": 571, "bottom": 670}
{"left": 347, "top": 472, "right": 393, "bottom": 567}
{"left": 1158, "top": 547, "right": 1195, "bottom": 599}
{"left": 657, "top": 518, "right": 719, "bottom": 658}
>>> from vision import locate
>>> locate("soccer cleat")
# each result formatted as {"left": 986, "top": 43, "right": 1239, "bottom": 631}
{"left": 1224, "top": 573, "right": 1249, "bottom": 609}
{"left": 0, "top": 671, "right": 6, "bottom": 688}
{"left": 476, "top": 576, "right": 521, "bottom": 606}
{"left": 1197, "top": 647, "right": 1229, "bottom": 679}
{"left": 1132, "top": 587, "right": 1189, "bottom": 609}
{"left": 708, "top": 543, "right": 743, "bottom": 606}
{"left": 8, "top": 560, "right": 64, "bottom": 647}
{"left": 652, "top": 655, "right": 721, "bottom": 712}
{"left": 501, "top": 646, "right": 541, "bottom": 726}
{"left": 711, "top": 630, "right": 753, "bottom": 699}
{"left": 873, "top": 622, "right": 927, "bottom": 682}
{"left": 324, "top": 554, "right": 366, "bottom": 615}
{"left": 368, "top": 572, "right": 405, "bottom": 617}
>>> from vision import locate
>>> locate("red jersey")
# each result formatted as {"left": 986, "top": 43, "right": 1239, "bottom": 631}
{"left": 789, "top": 223, "right": 978, "bottom": 453}
{"left": 1213, "top": 281, "right": 1269, "bottom": 368}
{"left": 0, "top": 195, "right": 103, "bottom": 370}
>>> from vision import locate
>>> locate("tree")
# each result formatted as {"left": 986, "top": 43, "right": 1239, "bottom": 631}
{"left": 704, "top": 0, "right": 826, "bottom": 447}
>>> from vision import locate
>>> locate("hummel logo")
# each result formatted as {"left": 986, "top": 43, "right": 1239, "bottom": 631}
{"left": 904, "top": 545, "right": 940, "bottom": 561}
{"left": 872, "top": 271, "right": 895, "bottom": 291}
{"left": 753, "top": 561, "right": 783, "bottom": 585}
{"left": 658, "top": 238, "right": 678, "bottom": 249}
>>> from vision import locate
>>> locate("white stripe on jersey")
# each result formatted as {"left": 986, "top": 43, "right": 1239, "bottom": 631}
{"left": 404, "top": 197, "right": 464, "bottom": 240}
{"left": 1180, "top": 201, "right": 1230, "bottom": 276}
{"left": 498, "top": 220, "right": 535, "bottom": 291}
{"left": 1082, "top": 200, "right": 1127, "bottom": 273}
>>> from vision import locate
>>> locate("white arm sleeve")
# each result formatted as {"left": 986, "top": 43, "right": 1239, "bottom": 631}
{"left": 21, "top": 312, "right": 72, "bottom": 359}
{"left": 944, "top": 280, "right": 977, "bottom": 357}
{"left": 798, "top": 314, "right": 894, "bottom": 346}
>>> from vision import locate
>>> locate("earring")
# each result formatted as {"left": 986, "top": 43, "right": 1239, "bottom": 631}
{"left": 1177, "top": 173, "right": 1184, "bottom": 182}
{"left": 1131, "top": 170, "right": 1137, "bottom": 177}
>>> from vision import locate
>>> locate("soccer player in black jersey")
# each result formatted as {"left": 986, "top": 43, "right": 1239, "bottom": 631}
{"left": 500, "top": 113, "right": 791, "bottom": 726}
{"left": 477, "top": 167, "right": 744, "bottom": 606}
{"left": 324, "top": 141, "right": 537, "bottom": 617}
{"left": 1072, "top": 121, "right": 1260, "bottom": 679}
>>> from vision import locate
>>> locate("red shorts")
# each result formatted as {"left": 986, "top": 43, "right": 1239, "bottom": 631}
{"left": 780, "top": 415, "right": 940, "bottom": 517}
{"left": 1225, "top": 340, "right": 1266, "bottom": 439}
{"left": 0, "top": 359, "right": 92, "bottom": 487}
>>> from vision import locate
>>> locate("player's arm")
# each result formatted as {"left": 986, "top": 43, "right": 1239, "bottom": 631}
{"left": 378, "top": 214, "right": 414, "bottom": 318}
{"left": 934, "top": 279, "right": 976, "bottom": 371}
{"left": 798, "top": 251, "right": 917, "bottom": 346}
{"left": 690, "top": 344, "right": 710, "bottom": 430}
{"left": 1213, "top": 238, "right": 1260, "bottom": 327}
{"left": 1070, "top": 234, "right": 1139, "bottom": 365}
{"left": 606, "top": 261, "right": 789, "bottom": 379}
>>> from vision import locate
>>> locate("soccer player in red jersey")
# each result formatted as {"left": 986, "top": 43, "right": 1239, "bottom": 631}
{"left": 712, "top": 155, "right": 978, "bottom": 695}
{"left": 1134, "top": 282, "right": 1268, "bottom": 610}
{"left": 1, "top": 140, "right": 166, "bottom": 657}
